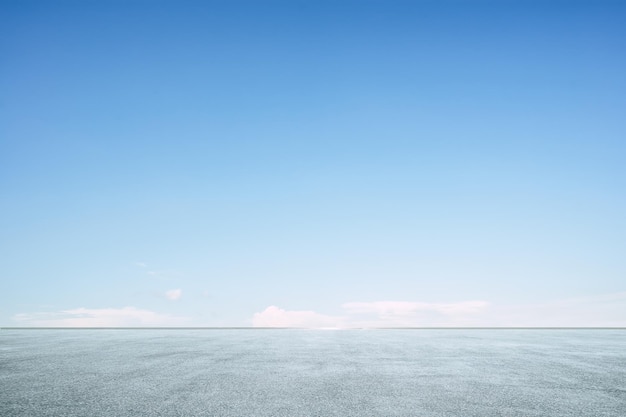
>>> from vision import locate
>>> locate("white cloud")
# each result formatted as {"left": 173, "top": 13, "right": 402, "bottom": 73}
{"left": 13, "top": 307, "right": 189, "bottom": 327}
{"left": 251, "top": 293, "right": 626, "bottom": 328}
{"left": 252, "top": 300, "right": 489, "bottom": 328}
{"left": 165, "top": 289, "right": 182, "bottom": 301}
{"left": 252, "top": 306, "right": 342, "bottom": 328}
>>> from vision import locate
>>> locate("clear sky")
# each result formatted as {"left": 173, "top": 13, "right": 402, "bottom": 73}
{"left": 1, "top": 0, "right": 625, "bottom": 327}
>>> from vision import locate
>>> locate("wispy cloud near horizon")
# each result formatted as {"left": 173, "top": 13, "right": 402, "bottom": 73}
{"left": 343, "top": 300, "right": 488, "bottom": 316}
{"left": 9, "top": 293, "right": 625, "bottom": 328}
{"left": 251, "top": 292, "right": 626, "bottom": 328}
{"left": 12, "top": 307, "right": 190, "bottom": 327}
{"left": 341, "top": 300, "right": 490, "bottom": 327}
{"left": 252, "top": 299, "right": 490, "bottom": 328}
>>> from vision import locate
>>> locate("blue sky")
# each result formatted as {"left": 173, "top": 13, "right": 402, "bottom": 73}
{"left": 2, "top": 0, "right": 625, "bottom": 327}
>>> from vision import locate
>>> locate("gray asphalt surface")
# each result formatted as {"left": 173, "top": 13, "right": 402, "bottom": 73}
{"left": 1, "top": 329, "right": 624, "bottom": 416}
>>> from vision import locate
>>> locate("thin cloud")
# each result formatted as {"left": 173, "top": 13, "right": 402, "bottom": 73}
{"left": 165, "top": 289, "right": 182, "bottom": 301}
{"left": 251, "top": 293, "right": 626, "bottom": 328}
{"left": 251, "top": 300, "right": 489, "bottom": 328}
{"left": 342, "top": 300, "right": 489, "bottom": 327}
{"left": 343, "top": 300, "right": 488, "bottom": 316}
{"left": 13, "top": 307, "right": 189, "bottom": 327}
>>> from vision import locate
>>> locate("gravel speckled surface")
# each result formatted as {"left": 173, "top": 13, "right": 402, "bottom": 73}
{"left": 1, "top": 329, "right": 624, "bottom": 416}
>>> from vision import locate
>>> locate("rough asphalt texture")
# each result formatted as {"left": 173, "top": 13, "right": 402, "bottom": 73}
{"left": 1, "top": 329, "right": 624, "bottom": 416}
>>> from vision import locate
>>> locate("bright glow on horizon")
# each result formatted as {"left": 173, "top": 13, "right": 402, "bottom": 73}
{"left": 11, "top": 292, "right": 626, "bottom": 328}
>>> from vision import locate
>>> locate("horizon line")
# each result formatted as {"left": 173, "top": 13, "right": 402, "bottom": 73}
{"left": 2, "top": 327, "right": 625, "bottom": 330}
